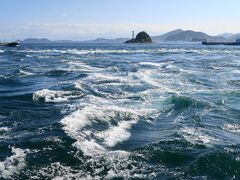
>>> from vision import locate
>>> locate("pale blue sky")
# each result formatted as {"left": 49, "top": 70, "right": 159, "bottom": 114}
{"left": 0, "top": 0, "right": 240, "bottom": 40}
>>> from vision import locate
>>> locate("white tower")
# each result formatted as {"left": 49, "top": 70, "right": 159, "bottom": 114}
{"left": 132, "top": 31, "right": 135, "bottom": 39}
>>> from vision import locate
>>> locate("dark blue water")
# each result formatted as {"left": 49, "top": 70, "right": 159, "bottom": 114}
{"left": 0, "top": 43, "right": 240, "bottom": 179}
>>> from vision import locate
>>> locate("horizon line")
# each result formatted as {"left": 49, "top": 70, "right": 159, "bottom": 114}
{"left": 15, "top": 28, "right": 239, "bottom": 41}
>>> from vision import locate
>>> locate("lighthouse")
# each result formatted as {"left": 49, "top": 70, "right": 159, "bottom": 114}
{"left": 132, "top": 31, "right": 135, "bottom": 39}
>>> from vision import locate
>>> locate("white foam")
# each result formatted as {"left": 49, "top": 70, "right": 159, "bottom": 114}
{"left": 33, "top": 89, "right": 83, "bottom": 102}
{"left": 60, "top": 101, "right": 151, "bottom": 156}
{"left": 0, "top": 50, "right": 4, "bottom": 53}
{"left": 180, "top": 127, "right": 217, "bottom": 145}
{"left": 61, "top": 107, "right": 92, "bottom": 136}
{"left": 92, "top": 73, "right": 127, "bottom": 83}
{"left": 35, "top": 162, "right": 79, "bottom": 180}
{"left": 19, "top": 70, "right": 34, "bottom": 76}
{"left": 37, "top": 55, "right": 51, "bottom": 59}
{"left": 164, "top": 65, "right": 180, "bottom": 72}
{"left": 61, "top": 106, "right": 106, "bottom": 156}
{"left": 139, "top": 62, "right": 162, "bottom": 67}
{"left": 0, "top": 127, "right": 10, "bottom": 133}
{"left": 19, "top": 48, "right": 240, "bottom": 57}
{"left": 223, "top": 123, "right": 240, "bottom": 134}
{"left": 61, "top": 105, "right": 138, "bottom": 155}
{"left": 232, "top": 70, "right": 240, "bottom": 74}
{"left": 45, "top": 136, "right": 63, "bottom": 143}
{"left": 37, "top": 151, "right": 135, "bottom": 179}
{"left": 66, "top": 61, "right": 102, "bottom": 72}
{"left": 0, "top": 147, "right": 28, "bottom": 179}
{"left": 74, "top": 82, "right": 85, "bottom": 91}
{"left": 74, "top": 72, "right": 136, "bottom": 97}
{"left": 97, "top": 120, "right": 137, "bottom": 147}
{"left": 22, "top": 49, "right": 58, "bottom": 53}
{"left": 136, "top": 69, "right": 162, "bottom": 88}
{"left": 21, "top": 49, "right": 137, "bottom": 55}
{"left": 66, "top": 49, "right": 151, "bottom": 55}
{"left": 73, "top": 140, "right": 106, "bottom": 156}
{"left": 0, "top": 127, "right": 10, "bottom": 139}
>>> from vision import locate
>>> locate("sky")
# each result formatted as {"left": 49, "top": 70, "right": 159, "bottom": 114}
{"left": 0, "top": 0, "right": 240, "bottom": 40}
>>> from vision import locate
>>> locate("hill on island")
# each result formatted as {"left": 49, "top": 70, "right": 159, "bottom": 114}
{"left": 151, "top": 29, "right": 184, "bottom": 42}
{"left": 125, "top": 31, "right": 152, "bottom": 43}
{"left": 84, "top": 38, "right": 129, "bottom": 43}
{"left": 85, "top": 29, "right": 230, "bottom": 43}
{"left": 151, "top": 29, "right": 226, "bottom": 42}
{"left": 21, "top": 29, "right": 240, "bottom": 44}
{"left": 22, "top": 38, "right": 51, "bottom": 44}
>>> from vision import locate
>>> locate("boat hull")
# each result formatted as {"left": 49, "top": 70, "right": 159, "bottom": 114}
{"left": 0, "top": 42, "right": 19, "bottom": 47}
{"left": 202, "top": 41, "right": 240, "bottom": 46}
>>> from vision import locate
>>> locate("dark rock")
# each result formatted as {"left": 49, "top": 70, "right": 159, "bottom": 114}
{"left": 125, "top": 31, "right": 152, "bottom": 43}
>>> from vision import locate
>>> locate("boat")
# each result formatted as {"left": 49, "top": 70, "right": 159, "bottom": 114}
{"left": 202, "top": 38, "right": 240, "bottom": 46}
{"left": 0, "top": 41, "right": 19, "bottom": 47}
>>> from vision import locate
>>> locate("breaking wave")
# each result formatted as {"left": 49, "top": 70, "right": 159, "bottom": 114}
{"left": 18, "top": 48, "right": 240, "bottom": 56}
{"left": 223, "top": 123, "right": 240, "bottom": 134}
{"left": 33, "top": 89, "right": 84, "bottom": 102}
{"left": 179, "top": 127, "right": 218, "bottom": 145}
{"left": 0, "top": 148, "right": 29, "bottom": 179}
{"left": 2, "top": 43, "right": 240, "bottom": 179}
{"left": 60, "top": 103, "right": 147, "bottom": 156}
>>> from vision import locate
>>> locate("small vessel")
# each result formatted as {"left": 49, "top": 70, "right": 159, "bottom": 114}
{"left": 202, "top": 38, "right": 240, "bottom": 46}
{"left": 0, "top": 41, "right": 19, "bottom": 47}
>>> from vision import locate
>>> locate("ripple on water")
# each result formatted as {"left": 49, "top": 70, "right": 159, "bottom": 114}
{"left": 1, "top": 44, "right": 240, "bottom": 179}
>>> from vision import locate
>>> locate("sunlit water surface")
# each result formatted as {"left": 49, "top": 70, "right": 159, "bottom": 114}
{"left": 0, "top": 43, "right": 240, "bottom": 179}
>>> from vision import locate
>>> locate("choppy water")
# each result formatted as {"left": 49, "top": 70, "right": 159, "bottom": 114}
{"left": 0, "top": 43, "right": 240, "bottom": 179}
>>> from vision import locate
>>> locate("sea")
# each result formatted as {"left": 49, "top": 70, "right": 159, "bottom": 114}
{"left": 0, "top": 42, "right": 240, "bottom": 179}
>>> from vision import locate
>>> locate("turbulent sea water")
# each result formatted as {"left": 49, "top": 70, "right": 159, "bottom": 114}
{"left": 0, "top": 43, "right": 240, "bottom": 179}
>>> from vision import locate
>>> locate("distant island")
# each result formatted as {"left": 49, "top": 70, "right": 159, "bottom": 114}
{"left": 22, "top": 38, "right": 52, "bottom": 44}
{"left": 151, "top": 29, "right": 226, "bottom": 42}
{"left": 20, "top": 29, "right": 240, "bottom": 44}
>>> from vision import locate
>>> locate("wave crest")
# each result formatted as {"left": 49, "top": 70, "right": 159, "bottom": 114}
{"left": 33, "top": 89, "right": 84, "bottom": 102}
{"left": 0, "top": 147, "right": 29, "bottom": 179}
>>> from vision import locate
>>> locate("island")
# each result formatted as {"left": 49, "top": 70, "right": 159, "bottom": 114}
{"left": 125, "top": 31, "right": 152, "bottom": 43}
